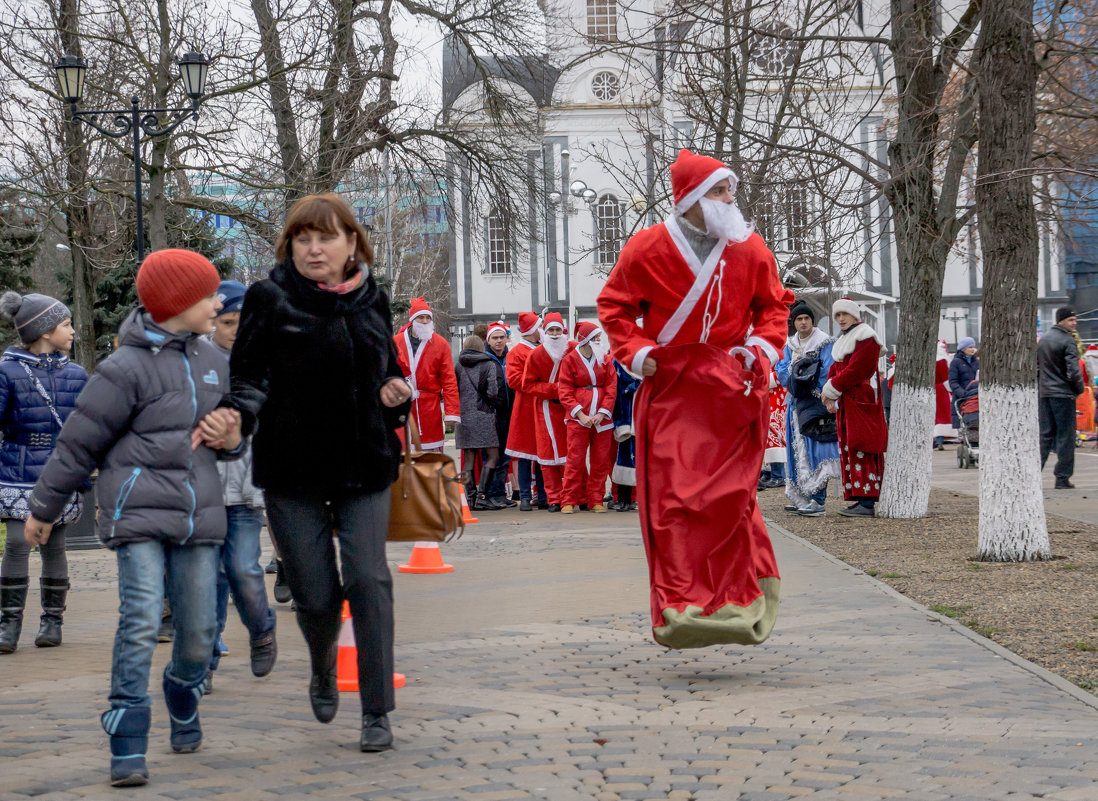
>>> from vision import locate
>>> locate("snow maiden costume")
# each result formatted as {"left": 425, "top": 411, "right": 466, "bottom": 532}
{"left": 775, "top": 304, "right": 841, "bottom": 512}
{"left": 597, "top": 148, "right": 793, "bottom": 649}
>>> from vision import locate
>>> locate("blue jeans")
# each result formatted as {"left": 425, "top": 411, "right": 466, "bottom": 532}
{"left": 210, "top": 506, "right": 275, "bottom": 670}
{"left": 516, "top": 458, "right": 547, "bottom": 503}
{"left": 111, "top": 541, "right": 219, "bottom": 709}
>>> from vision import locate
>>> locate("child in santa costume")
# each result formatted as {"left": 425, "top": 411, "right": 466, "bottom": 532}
{"left": 520, "top": 313, "right": 572, "bottom": 512}
{"left": 393, "top": 298, "right": 460, "bottom": 451}
{"left": 557, "top": 322, "right": 618, "bottom": 514}
{"left": 821, "top": 298, "right": 888, "bottom": 518}
{"left": 504, "top": 312, "right": 548, "bottom": 511}
{"left": 596, "top": 148, "right": 793, "bottom": 649}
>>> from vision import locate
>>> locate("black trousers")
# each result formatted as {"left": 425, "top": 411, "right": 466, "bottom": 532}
{"left": 265, "top": 488, "right": 395, "bottom": 716}
{"left": 1039, "top": 396, "right": 1077, "bottom": 481}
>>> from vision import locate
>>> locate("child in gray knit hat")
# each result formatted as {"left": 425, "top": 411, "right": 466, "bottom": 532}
{"left": 0, "top": 291, "right": 88, "bottom": 655}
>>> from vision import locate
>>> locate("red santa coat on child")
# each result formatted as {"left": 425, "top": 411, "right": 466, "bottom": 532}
{"left": 821, "top": 307, "right": 888, "bottom": 500}
{"left": 505, "top": 312, "right": 542, "bottom": 462}
{"left": 597, "top": 148, "right": 793, "bottom": 650}
{"left": 393, "top": 298, "right": 460, "bottom": 450}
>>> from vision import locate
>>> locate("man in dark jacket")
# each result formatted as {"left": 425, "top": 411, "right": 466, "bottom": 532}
{"left": 484, "top": 322, "right": 515, "bottom": 507}
{"left": 1037, "top": 307, "right": 1085, "bottom": 488}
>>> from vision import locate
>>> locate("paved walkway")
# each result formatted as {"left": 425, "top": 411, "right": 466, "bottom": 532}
{"left": 3, "top": 502, "right": 1098, "bottom": 800}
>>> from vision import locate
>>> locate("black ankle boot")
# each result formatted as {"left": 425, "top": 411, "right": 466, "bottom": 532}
{"left": 297, "top": 609, "right": 340, "bottom": 723}
{"left": 0, "top": 578, "right": 29, "bottom": 654}
{"left": 360, "top": 713, "right": 393, "bottom": 752}
{"left": 35, "top": 578, "right": 69, "bottom": 648}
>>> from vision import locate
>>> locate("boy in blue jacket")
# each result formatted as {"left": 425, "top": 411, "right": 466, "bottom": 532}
{"left": 24, "top": 249, "right": 242, "bottom": 787}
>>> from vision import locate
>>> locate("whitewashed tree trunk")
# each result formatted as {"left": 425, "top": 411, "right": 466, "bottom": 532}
{"left": 977, "top": 385, "right": 1050, "bottom": 560}
{"left": 876, "top": 384, "right": 934, "bottom": 518}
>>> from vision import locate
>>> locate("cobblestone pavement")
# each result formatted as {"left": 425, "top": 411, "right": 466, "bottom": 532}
{"left": 3, "top": 510, "right": 1098, "bottom": 801}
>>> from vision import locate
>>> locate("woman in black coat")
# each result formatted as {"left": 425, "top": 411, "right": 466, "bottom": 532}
{"left": 225, "top": 193, "right": 411, "bottom": 752}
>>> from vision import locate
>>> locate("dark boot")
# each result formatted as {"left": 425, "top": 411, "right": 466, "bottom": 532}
{"left": 273, "top": 560, "right": 291, "bottom": 604}
{"left": 162, "top": 667, "right": 205, "bottom": 753}
{"left": 474, "top": 470, "right": 495, "bottom": 510}
{"left": 0, "top": 578, "right": 29, "bottom": 654}
{"left": 35, "top": 578, "right": 69, "bottom": 648}
{"left": 101, "top": 706, "right": 150, "bottom": 787}
{"left": 297, "top": 608, "right": 340, "bottom": 723}
{"left": 360, "top": 713, "right": 394, "bottom": 752}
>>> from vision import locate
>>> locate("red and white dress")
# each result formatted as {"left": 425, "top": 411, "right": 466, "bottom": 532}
{"left": 822, "top": 323, "right": 887, "bottom": 501}
{"left": 393, "top": 328, "right": 460, "bottom": 450}
{"left": 597, "top": 216, "right": 793, "bottom": 649}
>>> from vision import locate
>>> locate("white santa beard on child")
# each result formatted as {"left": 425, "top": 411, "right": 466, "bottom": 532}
{"left": 699, "top": 198, "right": 753, "bottom": 244}
{"left": 412, "top": 319, "right": 434, "bottom": 340}
{"left": 543, "top": 333, "right": 568, "bottom": 362}
{"left": 590, "top": 337, "right": 609, "bottom": 360}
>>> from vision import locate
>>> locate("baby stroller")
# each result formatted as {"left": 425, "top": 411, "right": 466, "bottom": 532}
{"left": 955, "top": 394, "right": 979, "bottom": 469}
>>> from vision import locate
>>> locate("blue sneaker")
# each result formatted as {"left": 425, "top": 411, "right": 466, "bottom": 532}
{"left": 101, "top": 706, "right": 149, "bottom": 787}
{"left": 218, "top": 636, "right": 229, "bottom": 655}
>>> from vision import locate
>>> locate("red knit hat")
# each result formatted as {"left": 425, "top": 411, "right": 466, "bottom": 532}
{"left": 409, "top": 297, "right": 432, "bottom": 320}
{"left": 543, "top": 312, "right": 565, "bottom": 332}
{"left": 136, "top": 249, "right": 222, "bottom": 323}
{"left": 669, "top": 149, "right": 738, "bottom": 211}
{"left": 574, "top": 321, "right": 600, "bottom": 346}
{"left": 517, "top": 312, "right": 541, "bottom": 336}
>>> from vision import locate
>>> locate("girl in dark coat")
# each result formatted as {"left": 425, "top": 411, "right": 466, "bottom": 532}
{"left": 224, "top": 193, "right": 411, "bottom": 753}
{"left": 0, "top": 291, "right": 87, "bottom": 653}
{"left": 455, "top": 335, "right": 505, "bottom": 509}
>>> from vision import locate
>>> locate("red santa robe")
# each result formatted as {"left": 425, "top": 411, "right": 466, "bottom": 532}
{"left": 521, "top": 341, "right": 574, "bottom": 503}
{"left": 935, "top": 341, "right": 955, "bottom": 440}
{"left": 558, "top": 347, "right": 618, "bottom": 508}
{"left": 394, "top": 327, "right": 460, "bottom": 450}
{"left": 597, "top": 217, "right": 792, "bottom": 649}
{"left": 822, "top": 323, "right": 888, "bottom": 500}
{"left": 504, "top": 339, "right": 540, "bottom": 461}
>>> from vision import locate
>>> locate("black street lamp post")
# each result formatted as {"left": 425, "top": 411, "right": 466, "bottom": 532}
{"left": 54, "top": 51, "right": 210, "bottom": 263}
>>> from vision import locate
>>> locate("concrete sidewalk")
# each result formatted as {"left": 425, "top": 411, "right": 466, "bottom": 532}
{"left": 2, "top": 508, "right": 1098, "bottom": 801}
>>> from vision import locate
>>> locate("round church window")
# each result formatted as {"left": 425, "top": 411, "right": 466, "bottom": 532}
{"left": 591, "top": 71, "right": 621, "bottom": 101}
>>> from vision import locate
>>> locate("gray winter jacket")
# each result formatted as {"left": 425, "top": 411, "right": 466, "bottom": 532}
{"left": 455, "top": 349, "right": 500, "bottom": 450}
{"left": 208, "top": 338, "right": 264, "bottom": 509}
{"left": 29, "top": 309, "right": 235, "bottom": 548}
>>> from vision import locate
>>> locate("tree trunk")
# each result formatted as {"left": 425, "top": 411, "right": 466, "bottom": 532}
{"left": 975, "top": 0, "right": 1049, "bottom": 561}
{"left": 57, "top": 0, "right": 96, "bottom": 372}
{"left": 145, "top": 0, "right": 173, "bottom": 253}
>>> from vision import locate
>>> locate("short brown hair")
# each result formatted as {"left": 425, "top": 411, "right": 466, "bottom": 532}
{"left": 275, "top": 193, "right": 374, "bottom": 266}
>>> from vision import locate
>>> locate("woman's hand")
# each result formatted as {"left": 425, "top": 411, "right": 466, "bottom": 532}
{"left": 642, "top": 357, "right": 657, "bottom": 376}
{"left": 380, "top": 378, "right": 412, "bottom": 408}
{"left": 24, "top": 516, "right": 52, "bottom": 546}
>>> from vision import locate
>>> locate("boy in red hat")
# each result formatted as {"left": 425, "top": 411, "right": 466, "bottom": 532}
{"left": 23, "top": 249, "right": 244, "bottom": 786}
{"left": 557, "top": 322, "right": 617, "bottom": 513}
{"left": 504, "top": 311, "right": 548, "bottom": 510}
{"left": 520, "top": 312, "right": 572, "bottom": 511}
{"left": 393, "top": 297, "right": 460, "bottom": 450}
{"left": 597, "top": 149, "right": 793, "bottom": 649}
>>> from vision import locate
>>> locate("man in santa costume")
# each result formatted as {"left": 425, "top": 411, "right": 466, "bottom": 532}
{"left": 597, "top": 148, "right": 793, "bottom": 650}
{"left": 393, "top": 297, "right": 460, "bottom": 451}
{"left": 933, "top": 340, "right": 955, "bottom": 449}
{"left": 821, "top": 298, "right": 888, "bottom": 518}
{"left": 505, "top": 312, "right": 548, "bottom": 511}
{"left": 520, "top": 313, "right": 572, "bottom": 512}
{"left": 557, "top": 322, "right": 618, "bottom": 514}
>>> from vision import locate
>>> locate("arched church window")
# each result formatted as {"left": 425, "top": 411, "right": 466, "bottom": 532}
{"left": 587, "top": 0, "right": 618, "bottom": 44}
{"left": 591, "top": 71, "right": 620, "bottom": 102}
{"left": 596, "top": 194, "right": 625, "bottom": 266}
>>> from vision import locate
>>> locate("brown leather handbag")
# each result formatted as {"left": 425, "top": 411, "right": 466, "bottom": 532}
{"left": 387, "top": 417, "right": 465, "bottom": 542}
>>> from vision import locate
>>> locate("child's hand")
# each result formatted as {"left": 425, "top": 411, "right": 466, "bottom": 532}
{"left": 24, "top": 516, "right": 53, "bottom": 545}
{"left": 192, "top": 408, "right": 241, "bottom": 450}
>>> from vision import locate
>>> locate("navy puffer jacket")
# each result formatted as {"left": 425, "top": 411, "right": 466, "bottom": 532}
{"left": 30, "top": 310, "right": 234, "bottom": 548}
{"left": 0, "top": 348, "right": 88, "bottom": 485}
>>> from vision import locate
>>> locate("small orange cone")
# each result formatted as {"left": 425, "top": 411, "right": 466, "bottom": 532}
{"left": 461, "top": 487, "right": 479, "bottom": 525}
{"left": 397, "top": 541, "right": 454, "bottom": 574}
{"left": 337, "top": 601, "right": 405, "bottom": 691}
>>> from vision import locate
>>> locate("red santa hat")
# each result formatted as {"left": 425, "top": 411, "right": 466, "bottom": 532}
{"left": 409, "top": 297, "right": 432, "bottom": 321}
{"left": 1088, "top": 345, "right": 1098, "bottom": 352}
{"left": 517, "top": 311, "right": 541, "bottom": 336}
{"left": 543, "top": 312, "right": 565, "bottom": 332}
{"left": 670, "top": 149, "right": 739, "bottom": 212}
{"left": 832, "top": 297, "right": 862, "bottom": 320}
{"left": 574, "top": 321, "right": 601, "bottom": 347}
{"left": 486, "top": 320, "right": 509, "bottom": 339}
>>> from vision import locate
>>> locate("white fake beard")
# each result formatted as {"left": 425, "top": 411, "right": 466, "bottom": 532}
{"left": 543, "top": 333, "right": 568, "bottom": 362}
{"left": 590, "top": 336, "right": 609, "bottom": 361}
{"left": 699, "top": 198, "right": 753, "bottom": 244}
{"left": 412, "top": 319, "right": 434, "bottom": 340}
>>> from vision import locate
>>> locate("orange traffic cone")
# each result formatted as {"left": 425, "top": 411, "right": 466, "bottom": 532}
{"left": 337, "top": 601, "right": 405, "bottom": 692}
{"left": 461, "top": 487, "right": 479, "bottom": 525}
{"left": 397, "top": 541, "right": 454, "bottom": 574}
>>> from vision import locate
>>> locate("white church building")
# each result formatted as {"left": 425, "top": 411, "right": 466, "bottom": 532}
{"left": 441, "top": 0, "right": 1068, "bottom": 350}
